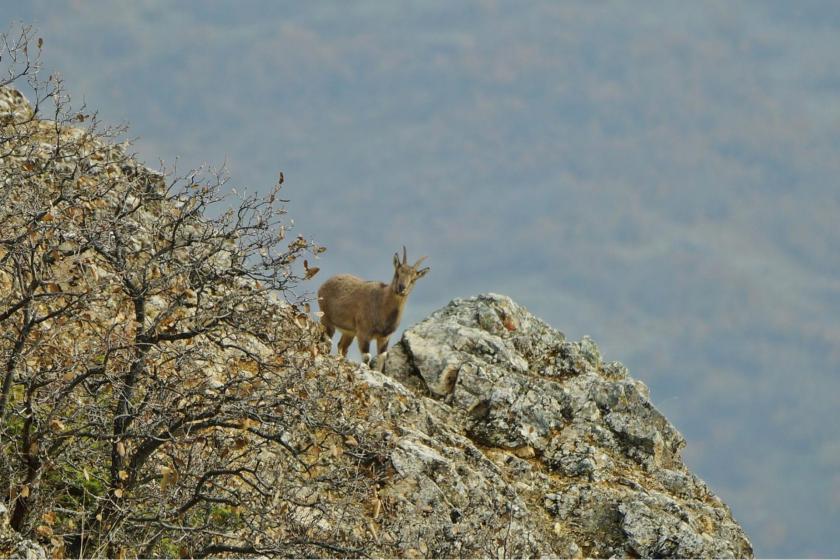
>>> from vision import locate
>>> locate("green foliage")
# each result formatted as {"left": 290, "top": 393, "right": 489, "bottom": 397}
{"left": 209, "top": 505, "right": 241, "bottom": 526}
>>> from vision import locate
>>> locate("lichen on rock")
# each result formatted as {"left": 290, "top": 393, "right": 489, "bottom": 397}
{"left": 0, "top": 86, "right": 35, "bottom": 124}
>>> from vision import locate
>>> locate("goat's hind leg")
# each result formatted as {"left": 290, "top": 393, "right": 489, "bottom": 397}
{"left": 320, "top": 317, "right": 337, "bottom": 353}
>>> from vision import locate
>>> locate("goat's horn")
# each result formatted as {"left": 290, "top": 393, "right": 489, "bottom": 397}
{"left": 402, "top": 246, "right": 407, "bottom": 264}
{"left": 413, "top": 256, "right": 427, "bottom": 268}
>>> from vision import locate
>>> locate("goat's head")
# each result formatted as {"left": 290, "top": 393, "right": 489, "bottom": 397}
{"left": 391, "top": 246, "right": 429, "bottom": 296}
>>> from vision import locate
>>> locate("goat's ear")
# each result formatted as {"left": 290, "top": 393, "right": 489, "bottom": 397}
{"left": 394, "top": 253, "right": 401, "bottom": 268}
{"left": 416, "top": 267, "right": 430, "bottom": 278}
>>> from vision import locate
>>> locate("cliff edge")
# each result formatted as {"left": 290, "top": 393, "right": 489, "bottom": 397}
{"left": 367, "top": 293, "right": 753, "bottom": 557}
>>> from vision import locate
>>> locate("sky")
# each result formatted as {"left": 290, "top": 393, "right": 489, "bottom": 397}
{"left": 3, "top": 1, "right": 840, "bottom": 556}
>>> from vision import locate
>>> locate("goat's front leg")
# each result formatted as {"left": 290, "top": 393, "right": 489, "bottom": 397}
{"left": 357, "top": 336, "right": 372, "bottom": 365}
{"left": 373, "top": 337, "right": 391, "bottom": 371}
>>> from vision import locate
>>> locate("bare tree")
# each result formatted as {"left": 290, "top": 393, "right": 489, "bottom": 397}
{"left": 1, "top": 24, "right": 388, "bottom": 558}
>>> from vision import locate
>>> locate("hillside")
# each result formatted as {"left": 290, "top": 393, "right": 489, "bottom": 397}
{"left": 1, "top": 83, "right": 751, "bottom": 558}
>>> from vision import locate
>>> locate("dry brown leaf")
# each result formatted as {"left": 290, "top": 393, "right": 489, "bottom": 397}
{"left": 239, "top": 417, "right": 259, "bottom": 429}
{"left": 49, "top": 536, "right": 64, "bottom": 553}
{"left": 35, "top": 524, "right": 53, "bottom": 538}
{"left": 160, "top": 466, "right": 178, "bottom": 491}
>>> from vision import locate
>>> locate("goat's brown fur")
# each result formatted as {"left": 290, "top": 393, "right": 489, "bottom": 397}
{"left": 318, "top": 247, "right": 429, "bottom": 363}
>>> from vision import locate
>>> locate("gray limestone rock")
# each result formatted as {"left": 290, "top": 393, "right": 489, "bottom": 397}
{"left": 376, "top": 293, "right": 752, "bottom": 558}
{"left": 0, "top": 503, "right": 47, "bottom": 560}
{"left": 0, "top": 86, "right": 35, "bottom": 124}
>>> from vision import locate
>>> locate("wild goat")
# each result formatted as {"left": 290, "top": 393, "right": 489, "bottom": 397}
{"left": 318, "top": 247, "right": 429, "bottom": 364}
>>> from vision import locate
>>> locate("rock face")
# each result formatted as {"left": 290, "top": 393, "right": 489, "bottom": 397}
{"left": 0, "top": 86, "right": 35, "bottom": 124}
{"left": 0, "top": 503, "right": 46, "bottom": 559}
{"left": 366, "top": 293, "right": 752, "bottom": 558}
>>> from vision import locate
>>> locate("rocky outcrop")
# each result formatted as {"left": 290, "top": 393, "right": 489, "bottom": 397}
{"left": 362, "top": 293, "right": 753, "bottom": 558}
{"left": 0, "top": 86, "right": 35, "bottom": 124}
{"left": 0, "top": 503, "right": 46, "bottom": 559}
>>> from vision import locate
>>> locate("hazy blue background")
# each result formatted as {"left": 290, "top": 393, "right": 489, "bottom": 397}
{"left": 4, "top": 1, "right": 839, "bottom": 556}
